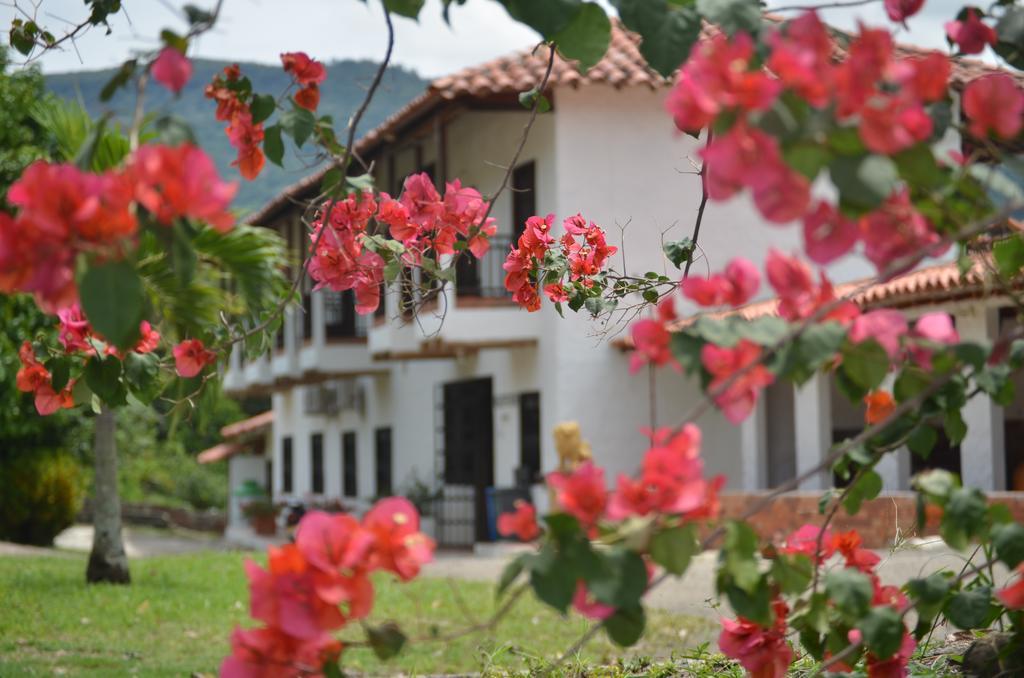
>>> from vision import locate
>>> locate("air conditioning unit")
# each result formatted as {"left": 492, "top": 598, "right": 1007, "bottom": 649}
{"left": 303, "top": 380, "right": 365, "bottom": 416}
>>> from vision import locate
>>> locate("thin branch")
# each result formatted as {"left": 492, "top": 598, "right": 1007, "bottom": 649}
{"left": 771, "top": 0, "right": 879, "bottom": 11}
{"left": 682, "top": 130, "right": 712, "bottom": 279}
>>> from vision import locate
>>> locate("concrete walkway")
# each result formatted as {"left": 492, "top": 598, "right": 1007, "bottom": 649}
{"left": 0, "top": 524, "right": 227, "bottom": 559}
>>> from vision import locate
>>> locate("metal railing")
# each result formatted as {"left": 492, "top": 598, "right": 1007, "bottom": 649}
{"left": 455, "top": 235, "right": 513, "bottom": 299}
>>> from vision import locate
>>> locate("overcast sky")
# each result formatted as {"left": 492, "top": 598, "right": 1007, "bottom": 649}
{"left": 4, "top": 0, "right": 972, "bottom": 77}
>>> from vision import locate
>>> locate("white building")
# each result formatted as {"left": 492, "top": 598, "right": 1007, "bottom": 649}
{"left": 208, "top": 26, "right": 1024, "bottom": 545}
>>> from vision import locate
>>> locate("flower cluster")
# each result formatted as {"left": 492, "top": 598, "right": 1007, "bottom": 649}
{"left": 15, "top": 341, "right": 74, "bottom": 416}
{"left": 682, "top": 257, "right": 759, "bottom": 307}
{"left": 223, "top": 498, "right": 435, "bottom": 677}
{"left": 173, "top": 338, "right": 217, "bottom": 378}
{"left": 502, "top": 213, "right": 617, "bottom": 311}
{"left": 281, "top": 51, "right": 327, "bottom": 111}
{"left": 205, "top": 65, "right": 266, "bottom": 180}
{"left": 307, "top": 173, "right": 496, "bottom": 315}
{"left": 0, "top": 144, "right": 234, "bottom": 311}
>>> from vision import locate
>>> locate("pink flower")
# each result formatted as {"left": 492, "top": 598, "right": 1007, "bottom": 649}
{"left": 682, "top": 257, "right": 760, "bottom": 307}
{"left": 719, "top": 598, "right": 792, "bottom": 678}
{"left": 543, "top": 283, "right": 569, "bottom": 303}
{"left": 701, "top": 340, "right": 774, "bottom": 424}
{"left": 246, "top": 545, "right": 347, "bottom": 639}
{"left": 963, "top": 74, "right": 1024, "bottom": 140}
{"left": 849, "top": 310, "right": 908, "bottom": 360}
{"left": 497, "top": 500, "right": 541, "bottom": 541}
{"left": 997, "top": 566, "right": 1024, "bottom": 609}
{"left": 134, "top": 321, "right": 161, "bottom": 354}
{"left": 945, "top": 9, "right": 997, "bottom": 55}
{"left": 34, "top": 381, "right": 74, "bottom": 416}
{"left": 173, "top": 338, "right": 216, "bottom": 378}
{"left": 572, "top": 581, "right": 616, "bottom": 620}
{"left": 864, "top": 632, "right": 916, "bottom": 678}
{"left": 57, "top": 303, "right": 92, "bottom": 352}
{"left": 281, "top": 52, "right": 327, "bottom": 86}
{"left": 130, "top": 143, "right": 237, "bottom": 231}
{"left": 767, "top": 11, "right": 833, "bottom": 107}
{"left": 780, "top": 524, "right": 835, "bottom": 563}
{"left": 884, "top": 0, "right": 924, "bottom": 22}
{"left": 909, "top": 312, "right": 959, "bottom": 367}
{"left": 363, "top": 497, "right": 435, "bottom": 582}
{"left": 221, "top": 625, "right": 341, "bottom": 678}
{"left": 399, "top": 172, "right": 443, "bottom": 228}
{"left": 858, "top": 96, "right": 932, "bottom": 155}
{"left": 892, "top": 52, "right": 950, "bottom": 103}
{"left": 547, "top": 461, "right": 607, "bottom": 529}
{"left": 765, "top": 249, "right": 813, "bottom": 316}
{"left": 629, "top": 298, "right": 679, "bottom": 373}
{"left": 803, "top": 202, "right": 858, "bottom": 265}
{"left": 152, "top": 46, "right": 192, "bottom": 94}
{"left": 859, "top": 189, "right": 942, "bottom": 273}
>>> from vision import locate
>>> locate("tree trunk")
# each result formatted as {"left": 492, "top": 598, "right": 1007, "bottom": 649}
{"left": 86, "top": 407, "right": 130, "bottom": 584}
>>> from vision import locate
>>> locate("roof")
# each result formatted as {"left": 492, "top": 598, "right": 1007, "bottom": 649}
{"left": 197, "top": 411, "right": 273, "bottom": 464}
{"left": 247, "top": 19, "right": 1024, "bottom": 227}
{"left": 614, "top": 255, "right": 1008, "bottom": 351}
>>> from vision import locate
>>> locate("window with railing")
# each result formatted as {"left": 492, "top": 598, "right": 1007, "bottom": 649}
{"left": 455, "top": 234, "right": 513, "bottom": 298}
{"left": 323, "top": 290, "right": 367, "bottom": 340}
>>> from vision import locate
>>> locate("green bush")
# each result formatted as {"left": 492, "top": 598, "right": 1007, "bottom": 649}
{"left": 0, "top": 452, "right": 83, "bottom": 545}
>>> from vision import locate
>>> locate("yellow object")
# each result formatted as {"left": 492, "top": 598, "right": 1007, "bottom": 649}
{"left": 549, "top": 421, "right": 592, "bottom": 507}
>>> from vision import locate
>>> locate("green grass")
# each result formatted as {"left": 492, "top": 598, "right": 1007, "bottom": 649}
{"left": 0, "top": 551, "right": 713, "bottom": 676}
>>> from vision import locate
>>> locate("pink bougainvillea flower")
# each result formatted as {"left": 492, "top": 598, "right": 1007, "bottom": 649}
{"left": 884, "top": 0, "right": 924, "bottom": 22}
{"left": 547, "top": 461, "right": 607, "bottom": 529}
{"left": 134, "top": 321, "right": 161, "bottom": 354}
{"left": 945, "top": 8, "right": 997, "bottom": 55}
{"left": 832, "top": 530, "right": 881, "bottom": 573}
{"left": 767, "top": 10, "right": 833, "bottom": 107}
{"left": 719, "top": 598, "right": 793, "bottom": 678}
{"left": 864, "top": 631, "right": 916, "bottom": 678}
{"left": 572, "top": 580, "right": 616, "bottom": 620}
{"left": 399, "top": 172, "right": 443, "bottom": 228}
{"left": 682, "top": 257, "right": 759, "bottom": 307}
{"left": 152, "top": 46, "right": 192, "bottom": 94}
{"left": 963, "top": 73, "right": 1024, "bottom": 140}
{"left": 57, "top": 303, "right": 92, "bottom": 353}
{"left": 859, "top": 189, "right": 942, "bottom": 273}
{"left": 246, "top": 544, "right": 347, "bottom": 639}
{"left": 226, "top": 110, "right": 266, "bottom": 181}
{"left": 543, "top": 283, "right": 569, "bottom": 303}
{"left": 803, "top": 202, "right": 859, "bottom": 265}
{"left": 281, "top": 52, "right": 327, "bottom": 86}
{"left": 294, "top": 83, "right": 320, "bottom": 111}
{"left": 849, "top": 309, "right": 908, "bottom": 360}
{"left": 173, "top": 338, "right": 216, "bottom": 378}
{"left": 629, "top": 298, "right": 680, "bottom": 373}
{"left": 891, "top": 52, "right": 950, "bottom": 103}
{"left": 221, "top": 625, "right": 341, "bottom": 678}
{"left": 701, "top": 339, "right": 774, "bottom": 424}
{"left": 131, "top": 143, "right": 238, "bottom": 231}
{"left": 997, "top": 566, "right": 1024, "bottom": 609}
{"left": 296, "top": 511, "right": 375, "bottom": 575}
{"left": 858, "top": 96, "right": 932, "bottom": 155}
{"left": 833, "top": 26, "right": 894, "bottom": 117}
{"left": 497, "top": 500, "right": 541, "bottom": 541}
{"left": 780, "top": 524, "right": 835, "bottom": 563}
{"left": 363, "top": 497, "right": 435, "bottom": 581}
{"left": 34, "top": 381, "right": 74, "bottom": 416}
{"left": 909, "top": 312, "right": 959, "bottom": 367}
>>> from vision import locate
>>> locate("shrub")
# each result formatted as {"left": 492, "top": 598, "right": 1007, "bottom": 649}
{"left": 0, "top": 452, "right": 83, "bottom": 546}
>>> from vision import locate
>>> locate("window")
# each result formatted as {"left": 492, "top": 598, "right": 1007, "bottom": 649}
{"left": 519, "top": 392, "right": 541, "bottom": 484}
{"left": 302, "top": 292, "right": 313, "bottom": 341}
{"left": 512, "top": 161, "right": 536, "bottom": 241}
{"left": 375, "top": 427, "right": 393, "bottom": 497}
{"left": 311, "top": 433, "right": 324, "bottom": 494}
{"left": 282, "top": 436, "right": 293, "bottom": 493}
{"left": 343, "top": 431, "right": 358, "bottom": 497}
{"left": 325, "top": 290, "right": 358, "bottom": 339}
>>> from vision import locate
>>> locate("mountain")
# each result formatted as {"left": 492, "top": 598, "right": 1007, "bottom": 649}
{"left": 45, "top": 59, "right": 428, "bottom": 213}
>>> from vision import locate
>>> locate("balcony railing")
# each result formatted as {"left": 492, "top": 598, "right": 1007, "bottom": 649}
{"left": 455, "top": 235, "right": 513, "bottom": 298}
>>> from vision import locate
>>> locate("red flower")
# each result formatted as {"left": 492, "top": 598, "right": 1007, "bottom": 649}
{"left": 226, "top": 111, "right": 266, "bottom": 181}
{"left": 701, "top": 340, "right": 774, "bottom": 424}
{"left": 681, "top": 257, "right": 760, "bottom": 307}
{"left": 833, "top": 26, "right": 893, "bottom": 117}
{"left": 780, "top": 524, "right": 835, "bottom": 563}
{"left": 151, "top": 46, "right": 192, "bottom": 94}
{"left": 963, "top": 73, "right": 1024, "bottom": 140}
{"left": 362, "top": 497, "right": 435, "bottom": 582}
{"left": 832, "top": 530, "right": 881, "bottom": 572}
{"left": 281, "top": 52, "right": 327, "bottom": 87}
{"left": 629, "top": 298, "right": 679, "bottom": 373}
{"left": 945, "top": 8, "right": 997, "bottom": 55}
{"left": 222, "top": 625, "right": 341, "bottom": 678}
{"left": 858, "top": 96, "right": 932, "bottom": 155}
{"left": 294, "top": 84, "right": 320, "bottom": 111}
{"left": 884, "top": 0, "right": 923, "bottom": 22}
{"left": 547, "top": 461, "right": 607, "bottom": 529}
{"left": 57, "top": 304, "right": 92, "bottom": 353}
{"left": 997, "top": 565, "right": 1024, "bottom": 609}
{"left": 892, "top": 52, "right": 950, "bottom": 103}
{"left": 719, "top": 598, "right": 793, "bottom": 678}
{"left": 767, "top": 11, "right": 833, "bottom": 107}
{"left": 860, "top": 190, "right": 943, "bottom": 273}
{"left": 173, "top": 338, "right": 216, "bottom": 378}
{"left": 543, "top": 283, "right": 569, "bottom": 303}
{"left": 849, "top": 309, "right": 908, "bottom": 360}
{"left": 246, "top": 544, "right": 347, "bottom": 639}
{"left": 802, "top": 202, "right": 858, "bottom": 265}
{"left": 572, "top": 580, "right": 616, "bottom": 620}
{"left": 864, "top": 390, "right": 897, "bottom": 425}
{"left": 497, "top": 500, "right": 540, "bottom": 541}
{"left": 34, "top": 381, "right": 75, "bottom": 416}
{"left": 131, "top": 143, "right": 237, "bottom": 231}
{"left": 134, "top": 321, "right": 161, "bottom": 354}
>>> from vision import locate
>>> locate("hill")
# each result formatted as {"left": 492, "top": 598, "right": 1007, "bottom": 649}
{"left": 45, "top": 59, "right": 428, "bottom": 213}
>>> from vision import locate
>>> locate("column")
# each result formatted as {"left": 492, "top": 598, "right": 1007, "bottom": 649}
{"left": 740, "top": 394, "right": 767, "bottom": 490}
{"left": 959, "top": 307, "right": 1006, "bottom": 490}
{"left": 795, "top": 373, "right": 832, "bottom": 490}
{"left": 875, "top": 373, "right": 910, "bottom": 491}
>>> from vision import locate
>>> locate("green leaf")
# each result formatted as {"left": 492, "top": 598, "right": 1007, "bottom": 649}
{"left": 366, "top": 622, "right": 407, "bottom": 660}
{"left": 771, "top": 554, "right": 812, "bottom": 595}
{"left": 280, "top": 106, "right": 316, "bottom": 147}
{"left": 696, "top": 0, "right": 762, "bottom": 37}
{"left": 347, "top": 173, "right": 375, "bottom": 193}
{"left": 943, "top": 410, "right": 967, "bottom": 445}
{"left": 893, "top": 144, "right": 947, "bottom": 190}
{"left": 250, "top": 93, "right": 276, "bottom": 125}
{"left": 603, "top": 604, "right": 645, "bottom": 647}
{"left": 738, "top": 316, "right": 789, "bottom": 346}
{"left": 517, "top": 88, "right": 552, "bottom": 113}
{"left": 825, "top": 568, "right": 873, "bottom": 623}
{"left": 587, "top": 548, "right": 648, "bottom": 608}
{"left": 945, "top": 586, "right": 992, "bottom": 630}
{"left": 664, "top": 237, "right": 694, "bottom": 268}
{"left": 907, "top": 425, "right": 938, "bottom": 458}
{"left": 554, "top": 3, "right": 611, "bottom": 72}
{"left": 722, "top": 521, "right": 761, "bottom": 594}
{"left": 612, "top": 0, "right": 702, "bottom": 78}
{"left": 47, "top": 356, "right": 72, "bottom": 392}
{"left": 843, "top": 470, "right": 883, "bottom": 515}
{"left": 84, "top": 355, "right": 127, "bottom": 407}
{"left": 829, "top": 154, "right": 899, "bottom": 212}
{"left": 841, "top": 339, "right": 889, "bottom": 392}
{"left": 894, "top": 366, "right": 931, "bottom": 402}
{"left": 159, "top": 29, "right": 188, "bottom": 53}
{"left": 100, "top": 59, "right": 138, "bottom": 102}
{"left": 529, "top": 555, "right": 576, "bottom": 613}
{"left": 994, "top": 235, "right": 1024, "bottom": 279}
{"left": 79, "top": 260, "right": 145, "bottom": 350}
{"left": 723, "top": 579, "right": 772, "bottom": 626}
{"left": 943, "top": 487, "right": 987, "bottom": 544}
{"left": 783, "top": 143, "right": 832, "bottom": 181}
{"left": 858, "top": 607, "right": 905, "bottom": 660}
{"left": 994, "top": 5, "right": 1024, "bottom": 70}
{"left": 261, "top": 123, "right": 284, "bottom": 167}
{"left": 907, "top": 573, "right": 951, "bottom": 630}
{"left": 649, "top": 524, "right": 698, "bottom": 576}
{"left": 383, "top": 0, "right": 425, "bottom": 18}
{"left": 993, "top": 522, "right": 1024, "bottom": 569}
{"left": 124, "top": 352, "right": 163, "bottom": 405}
{"left": 497, "top": 553, "right": 529, "bottom": 598}
{"left": 9, "top": 20, "right": 37, "bottom": 55}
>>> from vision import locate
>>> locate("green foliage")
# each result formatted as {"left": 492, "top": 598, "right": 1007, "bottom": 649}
{"left": 0, "top": 452, "right": 83, "bottom": 545}
{"left": 825, "top": 568, "right": 873, "bottom": 624}
{"left": 612, "top": 0, "right": 702, "bottom": 78}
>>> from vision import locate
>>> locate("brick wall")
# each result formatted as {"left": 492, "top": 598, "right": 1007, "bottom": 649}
{"left": 715, "top": 491, "right": 1024, "bottom": 549}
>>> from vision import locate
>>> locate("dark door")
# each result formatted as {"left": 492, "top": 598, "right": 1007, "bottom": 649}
{"left": 443, "top": 378, "right": 495, "bottom": 542}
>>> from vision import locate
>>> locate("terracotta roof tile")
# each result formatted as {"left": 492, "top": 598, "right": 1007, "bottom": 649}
{"left": 220, "top": 410, "right": 274, "bottom": 439}
{"left": 247, "top": 20, "right": 1022, "bottom": 226}
{"left": 197, "top": 442, "right": 241, "bottom": 464}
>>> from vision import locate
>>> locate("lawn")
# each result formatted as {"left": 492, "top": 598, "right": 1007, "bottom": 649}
{"left": 0, "top": 551, "right": 713, "bottom": 676}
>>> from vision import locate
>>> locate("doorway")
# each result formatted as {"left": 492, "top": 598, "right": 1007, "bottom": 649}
{"left": 442, "top": 377, "right": 495, "bottom": 542}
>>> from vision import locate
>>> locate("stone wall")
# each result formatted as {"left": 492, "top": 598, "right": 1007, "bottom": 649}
{"left": 78, "top": 500, "right": 226, "bottom": 534}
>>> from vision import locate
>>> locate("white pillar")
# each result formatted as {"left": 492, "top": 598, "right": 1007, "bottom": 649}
{"left": 959, "top": 307, "right": 1006, "bottom": 490}
{"left": 741, "top": 394, "right": 767, "bottom": 490}
{"left": 795, "top": 373, "right": 832, "bottom": 490}
{"left": 312, "top": 290, "right": 326, "bottom": 349}
{"left": 876, "top": 373, "right": 910, "bottom": 491}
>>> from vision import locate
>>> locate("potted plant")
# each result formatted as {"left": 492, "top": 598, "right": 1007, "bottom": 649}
{"left": 241, "top": 497, "right": 279, "bottom": 536}
{"left": 402, "top": 473, "right": 441, "bottom": 539}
